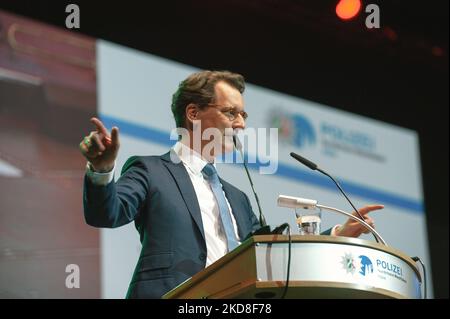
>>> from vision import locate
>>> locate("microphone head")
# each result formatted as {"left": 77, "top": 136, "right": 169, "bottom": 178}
{"left": 277, "top": 195, "right": 317, "bottom": 209}
{"left": 290, "top": 152, "right": 318, "bottom": 170}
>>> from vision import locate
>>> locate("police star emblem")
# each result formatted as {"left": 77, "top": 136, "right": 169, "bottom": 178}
{"left": 341, "top": 252, "right": 360, "bottom": 275}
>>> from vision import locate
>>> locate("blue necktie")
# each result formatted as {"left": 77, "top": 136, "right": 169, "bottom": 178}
{"left": 202, "top": 163, "right": 240, "bottom": 252}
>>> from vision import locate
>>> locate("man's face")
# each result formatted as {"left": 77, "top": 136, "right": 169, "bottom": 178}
{"left": 195, "top": 81, "right": 246, "bottom": 158}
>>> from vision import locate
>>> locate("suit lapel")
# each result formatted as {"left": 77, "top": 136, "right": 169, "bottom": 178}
{"left": 220, "top": 179, "right": 249, "bottom": 241}
{"left": 161, "top": 151, "right": 205, "bottom": 242}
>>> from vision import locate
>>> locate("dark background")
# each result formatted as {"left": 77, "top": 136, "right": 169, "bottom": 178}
{"left": 1, "top": 0, "right": 447, "bottom": 298}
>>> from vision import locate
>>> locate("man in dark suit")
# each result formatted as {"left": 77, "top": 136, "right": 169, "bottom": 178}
{"left": 80, "top": 70, "right": 383, "bottom": 298}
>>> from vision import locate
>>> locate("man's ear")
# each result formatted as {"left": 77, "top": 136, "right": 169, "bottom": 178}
{"left": 185, "top": 103, "right": 198, "bottom": 124}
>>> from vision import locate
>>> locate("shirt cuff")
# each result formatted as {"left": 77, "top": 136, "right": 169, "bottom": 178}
{"left": 85, "top": 162, "right": 115, "bottom": 185}
{"left": 330, "top": 224, "right": 342, "bottom": 236}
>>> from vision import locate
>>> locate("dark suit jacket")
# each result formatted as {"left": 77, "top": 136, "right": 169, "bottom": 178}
{"left": 83, "top": 151, "right": 261, "bottom": 298}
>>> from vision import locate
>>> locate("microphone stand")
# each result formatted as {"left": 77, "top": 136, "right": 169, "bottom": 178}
{"left": 233, "top": 135, "right": 272, "bottom": 238}
{"left": 290, "top": 152, "right": 380, "bottom": 243}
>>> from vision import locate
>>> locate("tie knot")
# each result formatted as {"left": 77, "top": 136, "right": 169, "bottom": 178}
{"left": 202, "top": 163, "right": 218, "bottom": 179}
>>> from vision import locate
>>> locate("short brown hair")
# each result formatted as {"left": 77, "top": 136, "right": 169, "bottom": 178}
{"left": 171, "top": 70, "right": 245, "bottom": 128}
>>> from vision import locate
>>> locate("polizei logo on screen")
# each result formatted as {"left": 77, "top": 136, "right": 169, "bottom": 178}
{"left": 268, "top": 108, "right": 384, "bottom": 162}
{"left": 269, "top": 110, "right": 316, "bottom": 149}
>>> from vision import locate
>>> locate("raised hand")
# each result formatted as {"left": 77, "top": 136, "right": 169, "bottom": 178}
{"left": 79, "top": 117, "right": 120, "bottom": 172}
{"left": 336, "top": 204, "right": 384, "bottom": 238}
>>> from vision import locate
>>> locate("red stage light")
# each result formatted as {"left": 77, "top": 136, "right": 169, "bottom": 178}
{"left": 336, "top": 0, "right": 362, "bottom": 20}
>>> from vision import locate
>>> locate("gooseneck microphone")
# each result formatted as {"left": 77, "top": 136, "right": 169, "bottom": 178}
{"left": 233, "top": 135, "right": 272, "bottom": 236}
{"left": 289, "top": 152, "right": 379, "bottom": 242}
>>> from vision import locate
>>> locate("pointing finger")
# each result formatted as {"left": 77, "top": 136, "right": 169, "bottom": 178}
{"left": 356, "top": 205, "right": 384, "bottom": 216}
{"left": 90, "top": 117, "right": 109, "bottom": 137}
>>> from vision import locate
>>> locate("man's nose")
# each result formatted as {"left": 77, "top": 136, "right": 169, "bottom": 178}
{"left": 232, "top": 116, "right": 245, "bottom": 130}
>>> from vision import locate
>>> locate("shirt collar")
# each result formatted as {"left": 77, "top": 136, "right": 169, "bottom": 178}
{"left": 172, "top": 141, "right": 214, "bottom": 177}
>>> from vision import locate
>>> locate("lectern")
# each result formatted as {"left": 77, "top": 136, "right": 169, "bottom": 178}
{"left": 163, "top": 235, "right": 422, "bottom": 299}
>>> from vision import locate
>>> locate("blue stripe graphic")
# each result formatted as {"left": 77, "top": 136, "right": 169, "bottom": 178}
{"left": 100, "top": 114, "right": 424, "bottom": 214}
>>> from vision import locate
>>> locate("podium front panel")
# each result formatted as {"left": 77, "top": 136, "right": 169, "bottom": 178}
{"left": 255, "top": 241, "right": 421, "bottom": 299}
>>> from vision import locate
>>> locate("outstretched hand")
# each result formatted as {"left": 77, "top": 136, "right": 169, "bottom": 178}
{"left": 79, "top": 117, "right": 120, "bottom": 172}
{"left": 335, "top": 205, "right": 384, "bottom": 238}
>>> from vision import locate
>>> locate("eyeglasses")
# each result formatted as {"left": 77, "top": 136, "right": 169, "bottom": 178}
{"left": 206, "top": 104, "right": 249, "bottom": 121}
